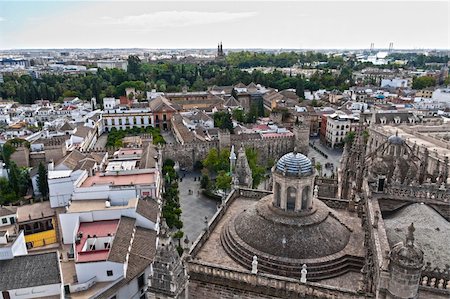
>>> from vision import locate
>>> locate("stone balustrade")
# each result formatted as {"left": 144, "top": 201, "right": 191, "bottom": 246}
{"left": 188, "top": 260, "right": 371, "bottom": 299}
{"left": 382, "top": 185, "right": 450, "bottom": 203}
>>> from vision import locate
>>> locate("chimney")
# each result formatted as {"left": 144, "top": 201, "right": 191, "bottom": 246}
{"left": 48, "top": 160, "right": 54, "bottom": 171}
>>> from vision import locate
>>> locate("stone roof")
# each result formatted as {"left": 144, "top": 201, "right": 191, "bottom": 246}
{"left": 139, "top": 144, "right": 158, "bottom": 169}
{"left": 56, "top": 150, "right": 86, "bottom": 170}
{"left": 95, "top": 227, "right": 157, "bottom": 299}
{"left": 74, "top": 125, "right": 93, "bottom": 138}
{"left": 17, "top": 201, "right": 54, "bottom": 223}
{"left": 279, "top": 89, "right": 300, "bottom": 101}
{"left": 0, "top": 252, "right": 61, "bottom": 290}
{"left": 171, "top": 113, "right": 195, "bottom": 143}
{"left": 276, "top": 152, "right": 313, "bottom": 176}
{"left": 224, "top": 96, "right": 240, "bottom": 107}
{"left": 59, "top": 122, "right": 74, "bottom": 131}
{"left": 76, "top": 158, "right": 97, "bottom": 171}
{"left": 0, "top": 206, "right": 17, "bottom": 217}
{"left": 232, "top": 197, "right": 351, "bottom": 260}
{"left": 108, "top": 216, "right": 136, "bottom": 263}
{"left": 136, "top": 198, "right": 159, "bottom": 223}
{"left": 149, "top": 96, "right": 177, "bottom": 112}
{"left": 384, "top": 203, "right": 450, "bottom": 268}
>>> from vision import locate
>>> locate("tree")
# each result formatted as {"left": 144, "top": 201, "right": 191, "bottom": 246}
{"left": 37, "top": 162, "right": 49, "bottom": 198}
{"left": 0, "top": 178, "right": 16, "bottom": 205}
{"left": 296, "top": 77, "right": 305, "bottom": 99}
{"left": 315, "top": 162, "right": 323, "bottom": 177}
{"left": 412, "top": 76, "right": 436, "bottom": 89}
{"left": 344, "top": 131, "right": 356, "bottom": 145}
{"left": 213, "top": 112, "right": 234, "bottom": 133}
{"left": 200, "top": 174, "right": 210, "bottom": 189}
{"left": 202, "top": 148, "right": 230, "bottom": 173}
{"left": 215, "top": 171, "right": 231, "bottom": 191}
{"left": 245, "top": 148, "right": 265, "bottom": 188}
{"left": 127, "top": 55, "right": 141, "bottom": 79}
{"left": 8, "top": 162, "right": 20, "bottom": 195}
{"left": 232, "top": 109, "right": 245, "bottom": 122}
{"left": 1, "top": 143, "right": 16, "bottom": 168}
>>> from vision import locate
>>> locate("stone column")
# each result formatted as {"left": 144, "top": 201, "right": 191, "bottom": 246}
{"left": 306, "top": 181, "right": 315, "bottom": 209}
{"left": 295, "top": 184, "right": 302, "bottom": 212}
{"left": 280, "top": 183, "right": 287, "bottom": 210}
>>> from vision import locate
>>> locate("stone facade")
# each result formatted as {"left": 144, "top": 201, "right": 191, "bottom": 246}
{"left": 272, "top": 167, "right": 315, "bottom": 211}
{"left": 161, "top": 123, "right": 309, "bottom": 170}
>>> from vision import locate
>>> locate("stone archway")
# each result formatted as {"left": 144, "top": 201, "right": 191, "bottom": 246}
{"left": 287, "top": 186, "right": 297, "bottom": 211}
{"left": 302, "top": 186, "right": 310, "bottom": 210}
{"left": 275, "top": 183, "right": 281, "bottom": 207}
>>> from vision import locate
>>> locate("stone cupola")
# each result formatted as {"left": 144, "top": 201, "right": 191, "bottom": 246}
{"left": 272, "top": 148, "right": 315, "bottom": 212}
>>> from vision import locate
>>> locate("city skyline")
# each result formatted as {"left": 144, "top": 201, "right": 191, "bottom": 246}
{"left": 0, "top": 1, "right": 449, "bottom": 50}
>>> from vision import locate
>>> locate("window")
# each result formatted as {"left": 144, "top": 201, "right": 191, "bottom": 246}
{"left": 138, "top": 273, "right": 145, "bottom": 288}
{"left": 1, "top": 218, "right": 7, "bottom": 224}
{"left": 107, "top": 270, "right": 113, "bottom": 276}
{"left": 104, "top": 242, "right": 111, "bottom": 249}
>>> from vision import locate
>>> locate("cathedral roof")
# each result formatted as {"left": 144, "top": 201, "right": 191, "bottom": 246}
{"left": 388, "top": 134, "right": 404, "bottom": 145}
{"left": 276, "top": 151, "right": 312, "bottom": 176}
{"left": 385, "top": 203, "right": 449, "bottom": 268}
{"left": 221, "top": 196, "right": 360, "bottom": 280}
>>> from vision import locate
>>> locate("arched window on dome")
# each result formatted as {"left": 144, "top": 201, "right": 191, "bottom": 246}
{"left": 302, "top": 186, "right": 310, "bottom": 210}
{"left": 275, "top": 183, "right": 281, "bottom": 207}
{"left": 286, "top": 186, "right": 296, "bottom": 211}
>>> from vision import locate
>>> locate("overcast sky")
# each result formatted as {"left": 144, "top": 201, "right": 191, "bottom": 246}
{"left": 0, "top": 1, "right": 448, "bottom": 50}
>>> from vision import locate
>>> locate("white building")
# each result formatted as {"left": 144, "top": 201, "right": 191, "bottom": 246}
{"left": 381, "top": 78, "right": 409, "bottom": 88}
{"left": 71, "top": 169, "right": 160, "bottom": 202}
{"left": 324, "top": 112, "right": 359, "bottom": 148}
{"left": 103, "top": 108, "right": 154, "bottom": 132}
{"left": 59, "top": 202, "right": 158, "bottom": 298}
{"left": 48, "top": 169, "right": 84, "bottom": 208}
{"left": 0, "top": 251, "right": 63, "bottom": 299}
{"left": 432, "top": 88, "right": 450, "bottom": 106}
{"left": 97, "top": 60, "right": 128, "bottom": 71}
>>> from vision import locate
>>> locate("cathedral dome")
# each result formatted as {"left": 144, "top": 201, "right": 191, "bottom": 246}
{"left": 388, "top": 132, "right": 404, "bottom": 145}
{"left": 276, "top": 151, "right": 312, "bottom": 176}
{"left": 220, "top": 195, "right": 361, "bottom": 280}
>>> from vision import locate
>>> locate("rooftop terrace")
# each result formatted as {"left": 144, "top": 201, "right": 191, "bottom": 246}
{"left": 80, "top": 172, "right": 155, "bottom": 187}
{"left": 76, "top": 220, "right": 119, "bottom": 263}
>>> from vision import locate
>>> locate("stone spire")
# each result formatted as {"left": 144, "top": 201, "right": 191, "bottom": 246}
{"left": 229, "top": 145, "right": 237, "bottom": 174}
{"left": 406, "top": 222, "right": 415, "bottom": 247}
{"left": 234, "top": 144, "right": 253, "bottom": 188}
{"left": 148, "top": 220, "right": 188, "bottom": 299}
{"left": 386, "top": 222, "right": 424, "bottom": 299}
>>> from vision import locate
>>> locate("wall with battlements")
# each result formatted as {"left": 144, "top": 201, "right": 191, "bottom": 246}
{"left": 161, "top": 124, "right": 310, "bottom": 169}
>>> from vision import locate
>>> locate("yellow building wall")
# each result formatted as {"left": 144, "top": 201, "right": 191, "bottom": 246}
{"left": 25, "top": 229, "right": 57, "bottom": 248}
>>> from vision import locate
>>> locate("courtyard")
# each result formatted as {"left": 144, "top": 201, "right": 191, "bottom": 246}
{"left": 177, "top": 171, "right": 218, "bottom": 242}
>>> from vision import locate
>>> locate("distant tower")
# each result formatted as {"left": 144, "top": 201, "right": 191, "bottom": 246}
{"left": 370, "top": 42, "right": 374, "bottom": 52}
{"left": 234, "top": 144, "right": 253, "bottom": 188}
{"left": 386, "top": 223, "right": 424, "bottom": 299}
{"left": 293, "top": 120, "right": 310, "bottom": 155}
{"left": 389, "top": 42, "right": 394, "bottom": 53}
{"left": 217, "top": 42, "right": 225, "bottom": 58}
{"left": 147, "top": 218, "right": 188, "bottom": 299}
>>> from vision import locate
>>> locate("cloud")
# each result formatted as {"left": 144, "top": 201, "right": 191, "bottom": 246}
{"left": 99, "top": 11, "right": 257, "bottom": 30}
{"left": 0, "top": 17, "right": 5, "bottom": 22}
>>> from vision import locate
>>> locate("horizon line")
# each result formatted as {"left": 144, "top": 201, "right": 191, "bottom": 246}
{"left": 1, "top": 47, "right": 450, "bottom": 51}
